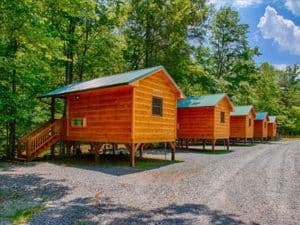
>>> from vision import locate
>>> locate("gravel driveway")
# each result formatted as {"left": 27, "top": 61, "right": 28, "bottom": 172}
{"left": 0, "top": 141, "right": 299, "bottom": 225}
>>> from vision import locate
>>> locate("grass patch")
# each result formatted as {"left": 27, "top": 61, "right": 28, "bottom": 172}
{"left": 281, "top": 137, "right": 300, "bottom": 141}
{"left": 0, "top": 162, "right": 8, "bottom": 171}
{"left": 9, "top": 204, "right": 44, "bottom": 225}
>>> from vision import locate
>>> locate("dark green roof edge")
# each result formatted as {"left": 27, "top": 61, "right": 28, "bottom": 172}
{"left": 177, "top": 93, "right": 233, "bottom": 108}
{"left": 40, "top": 65, "right": 184, "bottom": 98}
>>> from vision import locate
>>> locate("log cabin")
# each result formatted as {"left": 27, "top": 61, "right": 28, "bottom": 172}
{"left": 254, "top": 112, "right": 269, "bottom": 141}
{"left": 17, "top": 66, "right": 185, "bottom": 167}
{"left": 268, "top": 116, "right": 278, "bottom": 140}
{"left": 230, "top": 105, "right": 256, "bottom": 143}
{"left": 177, "top": 93, "right": 234, "bottom": 151}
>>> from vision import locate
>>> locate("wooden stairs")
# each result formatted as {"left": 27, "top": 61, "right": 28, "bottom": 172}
{"left": 17, "top": 119, "right": 63, "bottom": 161}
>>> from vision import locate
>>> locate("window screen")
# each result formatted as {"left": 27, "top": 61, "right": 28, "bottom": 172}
{"left": 71, "top": 118, "right": 86, "bottom": 127}
{"left": 152, "top": 97, "right": 163, "bottom": 116}
{"left": 220, "top": 112, "right": 225, "bottom": 123}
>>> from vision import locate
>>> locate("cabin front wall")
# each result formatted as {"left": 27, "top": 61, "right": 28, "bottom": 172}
{"left": 254, "top": 119, "right": 268, "bottom": 138}
{"left": 268, "top": 123, "right": 277, "bottom": 138}
{"left": 133, "top": 70, "right": 177, "bottom": 143}
{"left": 245, "top": 114, "right": 255, "bottom": 138}
{"left": 177, "top": 107, "right": 215, "bottom": 139}
{"left": 213, "top": 99, "right": 231, "bottom": 139}
{"left": 66, "top": 86, "right": 133, "bottom": 143}
{"left": 230, "top": 116, "right": 246, "bottom": 138}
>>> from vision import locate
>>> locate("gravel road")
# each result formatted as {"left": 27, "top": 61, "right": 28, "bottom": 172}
{"left": 0, "top": 141, "right": 299, "bottom": 225}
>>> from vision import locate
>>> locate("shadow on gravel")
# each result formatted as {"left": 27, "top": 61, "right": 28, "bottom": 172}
{"left": 38, "top": 154, "right": 182, "bottom": 176}
{"left": 182, "top": 148, "right": 234, "bottom": 155}
{"left": 0, "top": 173, "right": 70, "bottom": 224}
{"left": 31, "top": 196, "right": 259, "bottom": 225}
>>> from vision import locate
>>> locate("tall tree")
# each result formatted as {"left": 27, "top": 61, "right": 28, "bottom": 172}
{"left": 124, "top": 0, "right": 209, "bottom": 82}
{"left": 0, "top": 0, "right": 61, "bottom": 159}
{"left": 203, "top": 7, "right": 259, "bottom": 95}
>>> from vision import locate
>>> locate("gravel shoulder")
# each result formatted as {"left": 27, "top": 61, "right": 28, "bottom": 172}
{"left": 0, "top": 141, "right": 299, "bottom": 225}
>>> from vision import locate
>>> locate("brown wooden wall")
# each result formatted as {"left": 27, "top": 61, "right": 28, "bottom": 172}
{"left": 177, "top": 97, "right": 232, "bottom": 140}
{"left": 230, "top": 116, "right": 246, "bottom": 138}
{"left": 254, "top": 119, "right": 268, "bottom": 138}
{"left": 268, "top": 123, "right": 277, "bottom": 138}
{"left": 133, "top": 70, "right": 177, "bottom": 143}
{"left": 214, "top": 99, "right": 231, "bottom": 139}
{"left": 66, "top": 86, "right": 133, "bottom": 143}
{"left": 177, "top": 107, "right": 215, "bottom": 139}
{"left": 230, "top": 114, "right": 255, "bottom": 139}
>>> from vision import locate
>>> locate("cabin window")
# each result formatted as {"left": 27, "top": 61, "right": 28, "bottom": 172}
{"left": 152, "top": 97, "right": 163, "bottom": 116}
{"left": 71, "top": 118, "right": 86, "bottom": 127}
{"left": 249, "top": 118, "right": 252, "bottom": 127}
{"left": 220, "top": 112, "right": 225, "bottom": 123}
{"left": 264, "top": 122, "right": 266, "bottom": 128}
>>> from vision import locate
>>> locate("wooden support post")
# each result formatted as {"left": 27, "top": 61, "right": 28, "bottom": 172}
{"left": 91, "top": 142, "right": 103, "bottom": 163}
{"left": 130, "top": 144, "right": 135, "bottom": 167}
{"left": 226, "top": 139, "right": 230, "bottom": 151}
{"left": 112, "top": 143, "right": 116, "bottom": 155}
{"left": 139, "top": 144, "right": 144, "bottom": 158}
{"left": 66, "top": 141, "right": 73, "bottom": 158}
{"left": 185, "top": 138, "right": 189, "bottom": 150}
{"left": 169, "top": 142, "right": 176, "bottom": 161}
{"left": 50, "top": 97, "right": 55, "bottom": 157}
{"left": 212, "top": 139, "right": 216, "bottom": 152}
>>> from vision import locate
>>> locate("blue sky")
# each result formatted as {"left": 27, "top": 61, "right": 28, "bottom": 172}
{"left": 210, "top": 0, "right": 300, "bottom": 70}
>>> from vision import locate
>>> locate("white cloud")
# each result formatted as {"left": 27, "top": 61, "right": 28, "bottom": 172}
{"left": 208, "top": 0, "right": 262, "bottom": 8}
{"left": 234, "top": 0, "right": 263, "bottom": 8}
{"left": 285, "top": 0, "right": 300, "bottom": 16}
{"left": 258, "top": 6, "right": 300, "bottom": 55}
{"left": 273, "top": 64, "right": 288, "bottom": 70}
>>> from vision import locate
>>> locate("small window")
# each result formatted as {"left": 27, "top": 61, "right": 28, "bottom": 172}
{"left": 264, "top": 122, "right": 266, "bottom": 128}
{"left": 220, "top": 112, "right": 225, "bottom": 123}
{"left": 71, "top": 118, "right": 86, "bottom": 127}
{"left": 152, "top": 97, "right": 163, "bottom": 116}
{"left": 249, "top": 118, "right": 252, "bottom": 127}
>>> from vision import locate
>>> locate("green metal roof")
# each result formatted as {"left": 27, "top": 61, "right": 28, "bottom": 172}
{"left": 41, "top": 66, "right": 183, "bottom": 98}
{"left": 231, "top": 105, "right": 254, "bottom": 116}
{"left": 255, "top": 112, "right": 268, "bottom": 121}
{"left": 269, "top": 116, "right": 277, "bottom": 123}
{"left": 177, "top": 93, "right": 230, "bottom": 108}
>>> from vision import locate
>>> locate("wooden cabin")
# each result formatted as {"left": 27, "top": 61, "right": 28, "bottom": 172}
{"left": 268, "top": 116, "right": 278, "bottom": 140}
{"left": 254, "top": 112, "right": 269, "bottom": 141}
{"left": 230, "top": 105, "right": 256, "bottom": 143}
{"left": 177, "top": 93, "right": 234, "bottom": 151}
{"left": 17, "top": 66, "right": 184, "bottom": 167}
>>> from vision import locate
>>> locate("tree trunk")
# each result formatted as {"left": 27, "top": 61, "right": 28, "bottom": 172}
{"left": 7, "top": 68, "right": 17, "bottom": 160}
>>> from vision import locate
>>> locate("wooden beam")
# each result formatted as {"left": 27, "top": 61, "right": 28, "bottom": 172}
{"left": 168, "top": 142, "right": 176, "bottom": 161}
{"left": 226, "top": 139, "right": 230, "bottom": 151}
{"left": 66, "top": 141, "right": 73, "bottom": 158}
{"left": 212, "top": 139, "right": 216, "bottom": 152}
{"left": 130, "top": 143, "right": 136, "bottom": 167}
{"left": 91, "top": 142, "right": 103, "bottom": 162}
{"left": 139, "top": 144, "right": 144, "bottom": 158}
{"left": 202, "top": 139, "right": 206, "bottom": 150}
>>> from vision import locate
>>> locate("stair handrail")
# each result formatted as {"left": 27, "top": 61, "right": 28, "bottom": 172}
{"left": 17, "top": 119, "right": 63, "bottom": 160}
{"left": 29, "top": 119, "right": 62, "bottom": 156}
{"left": 18, "top": 120, "right": 53, "bottom": 143}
